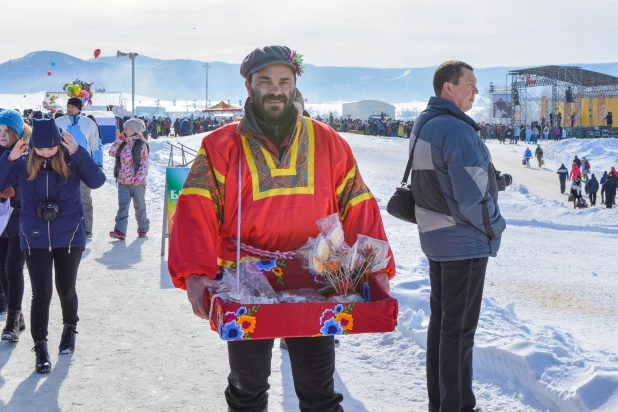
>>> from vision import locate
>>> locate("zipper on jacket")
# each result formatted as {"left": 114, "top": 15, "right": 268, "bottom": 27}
{"left": 274, "top": 125, "right": 279, "bottom": 137}
{"left": 20, "top": 224, "right": 31, "bottom": 255}
{"left": 67, "top": 222, "right": 80, "bottom": 254}
{"left": 46, "top": 170, "right": 51, "bottom": 252}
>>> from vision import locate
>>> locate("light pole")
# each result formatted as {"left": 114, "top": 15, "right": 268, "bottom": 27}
{"left": 117, "top": 50, "right": 139, "bottom": 117}
{"left": 203, "top": 63, "right": 211, "bottom": 109}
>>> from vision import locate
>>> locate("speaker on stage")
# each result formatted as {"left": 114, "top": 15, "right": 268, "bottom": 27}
{"left": 566, "top": 87, "right": 573, "bottom": 103}
{"left": 512, "top": 87, "right": 520, "bottom": 106}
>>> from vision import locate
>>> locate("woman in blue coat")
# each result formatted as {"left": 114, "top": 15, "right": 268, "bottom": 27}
{"left": 0, "top": 110, "right": 31, "bottom": 342}
{"left": 0, "top": 118, "right": 105, "bottom": 373}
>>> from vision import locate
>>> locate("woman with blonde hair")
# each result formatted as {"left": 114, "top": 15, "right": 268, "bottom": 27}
{"left": 0, "top": 118, "right": 105, "bottom": 373}
{"left": 0, "top": 110, "right": 31, "bottom": 342}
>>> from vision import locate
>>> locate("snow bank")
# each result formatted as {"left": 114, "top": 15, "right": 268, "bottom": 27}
{"left": 544, "top": 138, "right": 618, "bottom": 176}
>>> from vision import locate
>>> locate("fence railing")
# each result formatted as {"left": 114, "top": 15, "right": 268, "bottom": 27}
{"left": 166, "top": 141, "right": 198, "bottom": 167}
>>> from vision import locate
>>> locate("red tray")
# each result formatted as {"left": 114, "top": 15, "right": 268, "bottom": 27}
{"left": 203, "top": 270, "right": 398, "bottom": 341}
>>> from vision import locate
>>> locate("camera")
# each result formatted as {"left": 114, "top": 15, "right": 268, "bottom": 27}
{"left": 37, "top": 202, "right": 60, "bottom": 221}
{"left": 495, "top": 171, "right": 512, "bottom": 192}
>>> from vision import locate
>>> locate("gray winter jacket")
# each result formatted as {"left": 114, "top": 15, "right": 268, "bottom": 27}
{"left": 409, "top": 97, "right": 506, "bottom": 261}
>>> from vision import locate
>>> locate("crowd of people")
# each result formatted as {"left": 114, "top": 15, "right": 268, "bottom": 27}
{"left": 483, "top": 122, "right": 568, "bottom": 144}
{"left": 322, "top": 116, "right": 416, "bottom": 138}
{"left": 554, "top": 155, "right": 618, "bottom": 209}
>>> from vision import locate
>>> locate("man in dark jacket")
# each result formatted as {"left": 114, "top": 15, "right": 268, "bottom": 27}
{"left": 535, "top": 145, "right": 543, "bottom": 168}
{"left": 573, "top": 155, "right": 582, "bottom": 168}
{"left": 585, "top": 174, "right": 599, "bottom": 206}
{"left": 409, "top": 61, "right": 506, "bottom": 412}
{"left": 557, "top": 164, "right": 569, "bottom": 194}
{"left": 173, "top": 118, "right": 180, "bottom": 136}
{"left": 601, "top": 178, "right": 616, "bottom": 209}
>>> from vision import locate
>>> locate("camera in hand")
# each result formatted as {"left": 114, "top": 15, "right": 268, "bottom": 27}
{"left": 37, "top": 201, "right": 60, "bottom": 221}
{"left": 495, "top": 171, "right": 512, "bottom": 192}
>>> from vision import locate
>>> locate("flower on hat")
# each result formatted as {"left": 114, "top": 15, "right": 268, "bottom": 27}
{"left": 287, "top": 51, "right": 306, "bottom": 77}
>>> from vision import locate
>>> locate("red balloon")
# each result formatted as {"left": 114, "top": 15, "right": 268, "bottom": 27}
{"left": 94, "top": 49, "right": 101, "bottom": 58}
{"left": 47, "top": 71, "right": 52, "bottom": 76}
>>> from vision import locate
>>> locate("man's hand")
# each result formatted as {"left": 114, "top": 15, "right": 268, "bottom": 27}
{"left": 185, "top": 274, "right": 216, "bottom": 320}
{"left": 373, "top": 272, "right": 390, "bottom": 294}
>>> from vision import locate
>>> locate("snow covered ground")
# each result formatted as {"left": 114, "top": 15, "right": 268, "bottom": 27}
{"left": 0, "top": 126, "right": 616, "bottom": 411}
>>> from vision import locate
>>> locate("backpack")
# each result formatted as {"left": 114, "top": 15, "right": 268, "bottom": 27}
{"left": 585, "top": 160, "right": 590, "bottom": 169}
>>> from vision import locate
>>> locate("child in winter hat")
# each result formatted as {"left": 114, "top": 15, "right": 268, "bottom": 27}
{"left": 0, "top": 109, "right": 31, "bottom": 142}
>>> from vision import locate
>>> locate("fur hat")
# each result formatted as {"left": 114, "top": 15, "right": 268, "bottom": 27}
{"left": 123, "top": 118, "right": 146, "bottom": 135}
{"left": 30, "top": 118, "right": 63, "bottom": 149}
{"left": 0, "top": 109, "right": 25, "bottom": 137}
{"left": 240, "top": 46, "right": 304, "bottom": 80}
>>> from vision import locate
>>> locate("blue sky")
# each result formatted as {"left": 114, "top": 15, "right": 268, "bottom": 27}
{"left": 3, "top": 0, "right": 616, "bottom": 68}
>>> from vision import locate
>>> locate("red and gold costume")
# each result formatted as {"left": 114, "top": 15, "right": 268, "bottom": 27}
{"left": 168, "top": 117, "right": 395, "bottom": 289}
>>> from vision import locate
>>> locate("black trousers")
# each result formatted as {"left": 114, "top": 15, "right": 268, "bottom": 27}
{"left": 427, "top": 257, "right": 488, "bottom": 412}
{"left": 25, "top": 248, "right": 82, "bottom": 341}
{"left": 589, "top": 192, "right": 597, "bottom": 205}
{"left": 559, "top": 177, "right": 566, "bottom": 194}
{"left": 0, "top": 237, "right": 25, "bottom": 311}
{"left": 225, "top": 336, "right": 343, "bottom": 412}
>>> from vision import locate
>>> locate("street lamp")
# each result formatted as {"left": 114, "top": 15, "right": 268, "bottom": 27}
{"left": 203, "top": 63, "right": 211, "bottom": 109}
{"left": 117, "top": 50, "right": 139, "bottom": 117}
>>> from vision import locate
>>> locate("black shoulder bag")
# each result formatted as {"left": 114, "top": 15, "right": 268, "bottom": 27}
{"left": 387, "top": 115, "right": 444, "bottom": 224}
{"left": 386, "top": 137, "right": 420, "bottom": 224}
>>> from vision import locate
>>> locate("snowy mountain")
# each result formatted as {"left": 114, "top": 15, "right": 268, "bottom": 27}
{"left": 2, "top": 51, "right": 618, "bottom": 103}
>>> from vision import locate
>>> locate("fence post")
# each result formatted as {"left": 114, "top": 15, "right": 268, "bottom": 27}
{"left": 161, "top": 174, "right": 169, "bottom": 256}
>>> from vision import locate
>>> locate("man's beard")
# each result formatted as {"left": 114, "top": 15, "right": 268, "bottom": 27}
{"left": 251, "top": 89, "right": 294, "bottom": 124}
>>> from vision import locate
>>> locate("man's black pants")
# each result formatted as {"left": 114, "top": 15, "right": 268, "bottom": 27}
{"left": 25, "top": 248, "right": 82, "bottom": 341}
{"left": 589, "top": 192, "right": 597, "bottom": 205}
{"left": 427, "top": 257, "right": 488, "bottom": 412}
{"left": 559, "top": 177, "right": 566, "bottom": 194}
{"left": 225, "top": 336, "right": 343, "bottom": 412}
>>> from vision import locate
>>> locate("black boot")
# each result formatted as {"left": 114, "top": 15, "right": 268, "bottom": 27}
{"left": 1, "top": 310, "right": 25, "bottom": 342}
{"left": 59, "top": 324, "right": 78, "bottom": 354}
{"left": 33, "top": 341, "right": 51, "bottom": 373}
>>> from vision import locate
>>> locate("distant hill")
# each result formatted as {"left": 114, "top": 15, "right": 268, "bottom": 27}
{"left": 1, "top": 51, "right": 617, "bottom": 104}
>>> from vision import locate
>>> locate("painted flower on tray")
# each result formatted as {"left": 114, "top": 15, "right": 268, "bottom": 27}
{"left": 334, "top": 304, "right": 344, "bottom": 314}
{"left": 224, "top": 312, "right": 239, "bottom": 324}
{"left": 237, "top": 307, "right": 248, "bottom": 316}
{"left": 255, "top": 259, "right": 277, "bottom": 271}
{"left": 272, "top": 267, "right": 283, "bottom": 277}
{"left": 222, "top": 321, "right": 244, "bottom": 341}
{"left": 319, "top": 309, "right": 336, "bottom": 326}
{"left": 335, "top": 313, "right": 353, "bottom": 331}
{"left": 320, "top": 318, "right": 344, "bottom": 336}
{"left": 236, "top": 315, "right": 257, "bottom": 334}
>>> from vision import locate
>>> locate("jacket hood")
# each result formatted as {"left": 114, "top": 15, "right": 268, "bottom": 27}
{"left": 414, "top": 96, "right": 480, "bottom": 134}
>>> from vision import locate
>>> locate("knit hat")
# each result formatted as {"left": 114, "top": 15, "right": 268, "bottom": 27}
{"left": 0, "top": 109, "right": 25, "bottom": 137}
{"left": 67, "top": 97, "right": 83, "bottom": 112}
{"left": 240, "top": 46, "right": 305, "bottom": 80}
{"left": 30, "top": 118, "right": 63, "bottom": 149}
{"left": 123, "top": 118, "right": 146, "bottom": 135}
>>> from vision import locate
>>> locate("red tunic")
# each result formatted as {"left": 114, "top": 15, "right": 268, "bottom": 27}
{"left": 168, "top": 117, "right": 395, "bottom": 289}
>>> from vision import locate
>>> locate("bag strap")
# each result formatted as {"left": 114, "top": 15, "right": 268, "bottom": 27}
{"left": 400, "top": 113, "right": 448, "bottom": 186}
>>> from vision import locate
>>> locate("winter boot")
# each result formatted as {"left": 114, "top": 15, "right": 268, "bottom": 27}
{"left": 59, "top": 324, "right": 78, "bottom": 354}
{"left": 33, "top": 341, "right": 51, "bottom": 373}
{"left": 1, "top": 310, "right": 25, "bottom": 342}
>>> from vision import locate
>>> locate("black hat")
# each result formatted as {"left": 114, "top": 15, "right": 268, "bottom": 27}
{"left": 240, "top": 46, "right": 303, "bottom": 80}
{"left": 67, "top": 97, "right": 83, "bottom": 112}
{"left": 30, "top": 118, "right": 63, "bottom": 149}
